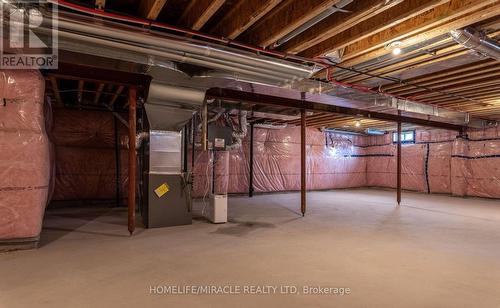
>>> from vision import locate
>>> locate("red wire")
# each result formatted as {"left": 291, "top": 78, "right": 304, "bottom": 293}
{"left": 48, "top": 0, "right": 463, "bottom": 114}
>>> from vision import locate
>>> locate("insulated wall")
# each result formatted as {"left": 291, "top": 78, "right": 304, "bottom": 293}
{"left": 192, "top": 127, "right": 367, "bottom": 197}
{"left": 0, "top": 70, "right": 50, "bottom": 241}
{"left": 451, "top": 128, "right": 500, "bottom": 198}
{"left": 192, "top": 125, "right": 500, "bottom": 200}
{"left": 49, "top": 109, "right": 129, "bottom": 202}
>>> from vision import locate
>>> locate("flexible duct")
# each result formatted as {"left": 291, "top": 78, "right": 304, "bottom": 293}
{"left": 196, "top": 108, "right": 225, "bottom": 132}
{"left": 135, "top": 131, "right": 149, "bottom": 149}
{"left": 231, "top": 110, "right": 248, "bottom": 139}
{"left": 254, "top": 123, "right": 288, "bottom": 130}
{"left": 226, "top": 110, "right": 248, "bottom": 150}
{"left": 450, "top": 28, "right": 500, "bottom": 61}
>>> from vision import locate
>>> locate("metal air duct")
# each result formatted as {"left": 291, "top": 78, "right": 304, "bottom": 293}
{"left": 450, "top": 27, "right": 500, "bottom": 61}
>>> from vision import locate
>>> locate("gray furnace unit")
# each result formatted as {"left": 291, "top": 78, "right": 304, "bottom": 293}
{"left": 141, "top": 104, "right": 193, "bottom": 228}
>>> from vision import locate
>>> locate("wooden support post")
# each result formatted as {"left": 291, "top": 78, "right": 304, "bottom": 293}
{"left": 128, "top": 87, "right": 137, "bottom": 235}
{"left": 301, "top": 109, "right": 306, "bottom": 216}
{"left": 249, "top": 122, "right": 254, "bottom": 197}
{"left": 397, "top": 121, "right": 402, "bottom": 205}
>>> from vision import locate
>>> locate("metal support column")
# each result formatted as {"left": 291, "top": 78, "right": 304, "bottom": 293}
{"left": 183, "top": 124, "right": 188, "bottom": 173}
{"left": 397, "top": 121, "right": 402, "bottom": 205}
{"left": 249, "top": 122, "right": 254, "bottom": 197}
{"left": 201, "top": 100, "right": 208, "bottom": 151}
{"left": 128, "top": 87, "right": 137, "bottom": 235}
{"left": 113, "top": 116, "right": 121, "bottom": 207}
{"left": 301, "top": 109, "right": 306, "bottom": 216}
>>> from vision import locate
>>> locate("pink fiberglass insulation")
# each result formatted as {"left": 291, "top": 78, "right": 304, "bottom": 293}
{"left": 191, "top": 150, "right": 230, "bottom": 197}
{"left": 453, "top": 127, "right": 500, "bottom": 199}
{"left": 0, "top": 70, "right": 50, "bottom": 241}
{"left": 192, "top": 127, "right": 366, "bottom": 197}
{"left": 427, "top": 142, "right": 452, "bottom": 194}
{"left": 49, "top": 109, "right": 129, "bottom": 201}
{"left": 52, "top": 147, "right": 129, "bottom": 201}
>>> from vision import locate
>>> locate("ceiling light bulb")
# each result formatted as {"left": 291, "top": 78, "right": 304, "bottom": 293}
{"left": 392, "top": 47, "right": 402, "bottom": 55}
{"left": 355, "top": 120, "right": 361, "bottom": 127}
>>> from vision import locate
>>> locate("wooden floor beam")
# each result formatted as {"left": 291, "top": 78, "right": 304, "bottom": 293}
{"left": 210, "top": 0, "right": 282, "bottom": 39}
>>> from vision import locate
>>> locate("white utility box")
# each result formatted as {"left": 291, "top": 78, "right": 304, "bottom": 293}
{"left": 207, "top": 194, "right": 227, "bottom": 223}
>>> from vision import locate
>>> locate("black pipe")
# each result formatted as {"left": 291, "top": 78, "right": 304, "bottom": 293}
{"left": 249, "top": 122, "right": 254, "bottom": 197}
{"left": 113, "top": 116, "right": 121, "bottom": 207}
{"left": 183, "top": 124, "right": 188, "bottom": 173}
{"left": 397, "top": 121, "right": 402, "bottom": 205}
{"left": 212, "top": 150, "right": 216, "bottom": 195}
{"left": 301, "top": 109, "right": 306, "bottom": 216}
{"left": 191, "top": 117, "right": 196, "bottom": 169}
{"left": 425, "top": 143, "right": 431, "bottom": 194}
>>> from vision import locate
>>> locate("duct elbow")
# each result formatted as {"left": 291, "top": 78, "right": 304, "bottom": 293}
{"left": 450, "top": 28, "right": 500, "bottom": 61}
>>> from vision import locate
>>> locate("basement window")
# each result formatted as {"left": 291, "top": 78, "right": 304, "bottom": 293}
{"left": 393, "top": 130, "right": 415, "bottom": 144}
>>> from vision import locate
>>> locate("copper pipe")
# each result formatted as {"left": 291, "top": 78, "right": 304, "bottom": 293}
{"left": 128, "top": 87, "right": 137, "bottom": 235}
{"left": 301, "top": 109, "right": 306, "bottom": 216}
{"left": 397, "top": 121, "right": 402, "bottom": 205}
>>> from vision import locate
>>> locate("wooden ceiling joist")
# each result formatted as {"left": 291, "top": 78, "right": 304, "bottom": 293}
{"left": 109, "top": 85, "right": 125, "bottom": 108}
{"left": 139, "top": 0, "right": 168, "bottom": 20}
{"left": 416, "top": 83, "right": 500, "bottom": 101}
{"left": 339, "top": 0, "right": 500, "bottom": 67}
{"left": 210, "top": 0, "right": 282, "bottom": 39}
{"left": 341, "top": 46, "right": 467, "bottom": 84}
{"left": 94, "top": 83, "right": 105, "bottom": 105}
{"left": 49, "top": 76, "right": 64, "bottom": 107}
{"left": 380, "top": 59, "right": 498, "bottom": 91}
{"left": 77, "top": 80, "right": 84, "bottom": 103}
{"left": 300, "top": 0, "right": 450, "bottom": 58}
{"left": 279, "top": 0, "right": 402, "bottom": 54}
{"left": 178, "top": 0, "right": 225, "bottom": 31}
{"left": 394, "top": 71, "right": 500, "bottom": 96}
{"left": 240, "top": 0, "right": 343, "bottom": 47}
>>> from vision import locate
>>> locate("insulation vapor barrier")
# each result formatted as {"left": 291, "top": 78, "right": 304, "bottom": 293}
{"left": 192, "top": 126, "right": 500, "bottom": 199}
{"left": 192, "top": 127, "right": 367, "bottom": 197}
{"left": 0, "top": 70, "right": 51, "bottom": 241}
{"left": 49, "top": 109, "right": 129, "bottom": 202}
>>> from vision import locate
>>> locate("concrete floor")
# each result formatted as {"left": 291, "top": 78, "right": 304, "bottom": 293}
{"left": 1, "top": 189, "right": 500, "bottom": 308}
